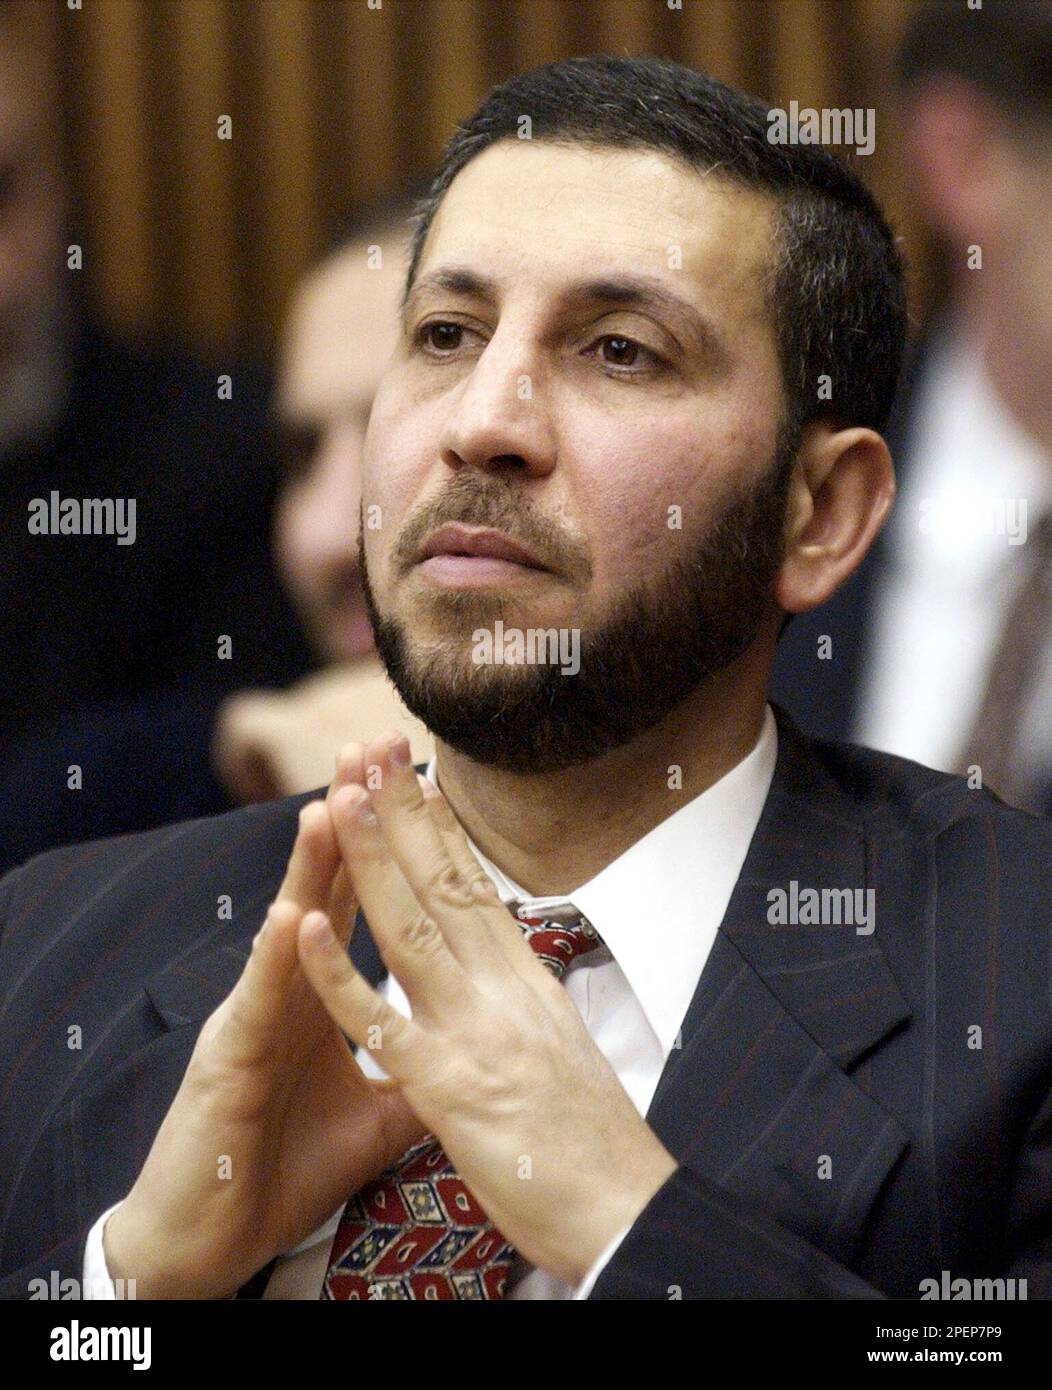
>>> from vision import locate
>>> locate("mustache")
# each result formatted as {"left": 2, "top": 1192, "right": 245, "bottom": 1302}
{"left": 382, "top": 477, "right": 592, "bottom": 582}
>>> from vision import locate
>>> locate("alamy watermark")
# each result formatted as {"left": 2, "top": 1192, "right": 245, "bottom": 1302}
{"left": 50, "top": 1320, "right": 151, "bottom": 1370}
{"left": 767, "top": 102, "right": 875, "bottom": 157}
{"left": 919, "top": 1270, "right": 1027, "bottom": 1300}
{"left": 27, "top": 490, "right": 136, "bottom": 545}
{"left": 918, "top": 494, "right": 1028, "bottom": 546}
{"left": 472, "top": 620, "right": 580, "bottom": 676}
{"left": 29, "top": 1270, "right": 136, "bottom": 1300}
{"left": 767, "top": 879, "right": 875, "bottom": 935}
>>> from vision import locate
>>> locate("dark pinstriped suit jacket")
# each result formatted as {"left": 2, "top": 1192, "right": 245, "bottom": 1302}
{"left": 2, "top": 704, "right": 1051, "bottom": 1299}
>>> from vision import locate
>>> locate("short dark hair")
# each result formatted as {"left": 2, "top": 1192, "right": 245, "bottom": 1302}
{"left": 403, "top": 55, "right": 907, "bottom": 449}
{"left": 898, "top": 0, "right": 1052, "bottom": 129}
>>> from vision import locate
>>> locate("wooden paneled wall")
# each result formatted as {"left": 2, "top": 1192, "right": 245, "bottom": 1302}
{"left": 7, "top": 0, "right": 923, "bottom": 356}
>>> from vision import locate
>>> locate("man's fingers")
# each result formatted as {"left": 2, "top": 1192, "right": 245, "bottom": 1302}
{"left": 328, "top": 781, "right": 471, "bottom": 1013}
{"left": 224, "top": 781, "right": 362, "bottom": 1055}
{"left": 277, "top": 799, "right": 342, "bottom": 907}
{"left": 270, "top": 743, "right": 397, "bottom": 949}
{"left": 276, "top": 757, "right": 367, "bottom": 943}
{"left": 366, "top": 735, "right": 509, "bottom": 974}
{"left": 212, "top": 898, "right": 306, "bottom": 1062}
{"left": 321, "top": 745, "right": 374, "bottom": 945}
{"left": 297, "top": 909, "right": 419, "bottom": 1073}
{"left": 328, "top": 742, "right": 366, "bottom": 807}
{"left": 276, "top": 741, "right": 369, "bottom": 907}
{"left": 418, "top": 777, "right": 543, "bottom": 980}
{"left": 363, "top": 732, "right": 540, "bottom": 983}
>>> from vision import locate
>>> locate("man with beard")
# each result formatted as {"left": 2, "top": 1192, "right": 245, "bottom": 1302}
{"left": 2, "top": 56, "right": 1051, "bottom": 1302}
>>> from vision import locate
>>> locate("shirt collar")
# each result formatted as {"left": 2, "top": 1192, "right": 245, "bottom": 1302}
{"left": 423, "top": 704, "right": 778, "bottom": 1058}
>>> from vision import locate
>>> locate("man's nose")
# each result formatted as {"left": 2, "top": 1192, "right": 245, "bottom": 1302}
{"left": 439, "top": 326, "right": 556, "bottom": 479}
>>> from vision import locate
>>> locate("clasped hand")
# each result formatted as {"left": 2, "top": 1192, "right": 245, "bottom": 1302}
{"left": 104, "top": 731, "right": 677, "bottom": 1297}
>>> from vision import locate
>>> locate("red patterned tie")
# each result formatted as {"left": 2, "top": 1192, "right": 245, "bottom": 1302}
{"left": 322, "top": 905, "right": 604, "bottom": 1299}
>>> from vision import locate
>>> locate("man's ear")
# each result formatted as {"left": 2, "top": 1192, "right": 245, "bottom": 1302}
{"left": 774, "top": 421, "right": 895, "bottom": 615}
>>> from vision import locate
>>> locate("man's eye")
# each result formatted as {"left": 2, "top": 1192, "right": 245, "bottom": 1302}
{"left": 417, "top": 321, "right": 468, "bottom": 353}
{"left": 594, "top": 335, "right": 662, "bottom": 373}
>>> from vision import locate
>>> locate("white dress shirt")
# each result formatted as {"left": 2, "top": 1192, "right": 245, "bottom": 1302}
{"left": 855, "top": 322, "right": 1052, "bottom": 776}
{"left": 83, "top": 705, "right": 778, "bottom": 1300}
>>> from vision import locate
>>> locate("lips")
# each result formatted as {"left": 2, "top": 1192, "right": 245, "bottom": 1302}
{"left": 417, "top": 524, "right": 548, "bottom": 571}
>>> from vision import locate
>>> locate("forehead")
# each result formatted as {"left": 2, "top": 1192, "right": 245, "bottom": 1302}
{"left": 414, "top": 139, "right": 778, "bottom": 327}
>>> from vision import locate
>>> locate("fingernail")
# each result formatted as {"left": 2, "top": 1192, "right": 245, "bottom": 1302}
{"left": 390, "top": 736, "right": 411, "bottom": 766}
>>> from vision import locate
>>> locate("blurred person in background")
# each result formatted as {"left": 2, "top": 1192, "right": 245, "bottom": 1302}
{"left": 0, "top": 189, "right": 434, "bottom": 872}
{"left": 772, "top": 0, "right": 1052, "bottom": 813}
{"left": 0, "top": 18, "right": 314, "bottom": 873}
{"left": 212, "top": 205, "right": 434, "bottom": 804}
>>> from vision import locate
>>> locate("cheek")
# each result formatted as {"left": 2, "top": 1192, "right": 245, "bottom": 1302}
{"left": 574, "top": 421, "right": 696, "bottom": 587}
{"left": 362, "top": 385, "right": 454, "bottom": 580}
{"left": 578, "top": 406, "right": 776, "bottom": 582}
{"left": 362, "top": 378, "right": 432, "bottom": 513}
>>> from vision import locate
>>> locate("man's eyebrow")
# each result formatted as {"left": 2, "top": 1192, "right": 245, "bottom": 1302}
{"left": 562, "top": 277, "right": 722, "bottom": 356}
{"left": 401, "top": 267, "right": 495, "bottom": 318}
{"left": 401, "top": 267, "right": 722, "bottom": 357}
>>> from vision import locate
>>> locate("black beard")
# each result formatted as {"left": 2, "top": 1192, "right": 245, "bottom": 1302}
{"left": 358, "top": 448, "right": 794, "bottom": 774}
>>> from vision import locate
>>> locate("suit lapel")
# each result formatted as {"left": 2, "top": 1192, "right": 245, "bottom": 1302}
{"left": 644, "top": 707, "right": 912, "bottom": 1265}
{"left": 144, "top": 904, "right": 387, "bottom": 1031}
{"left": 142, "top": 791, "right": 388, "bottom": 1032}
